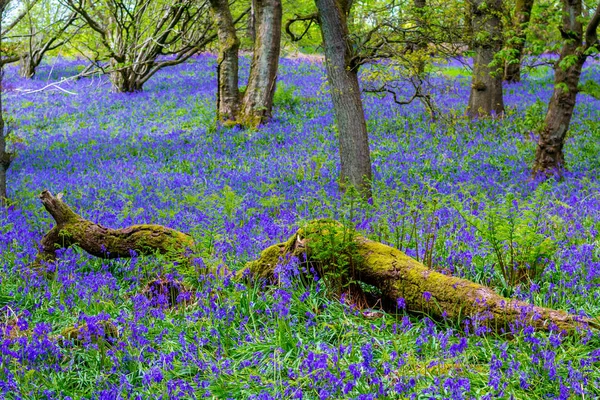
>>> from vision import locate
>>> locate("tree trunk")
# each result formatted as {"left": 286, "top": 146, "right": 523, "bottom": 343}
{"left": 247, "top": 220, "right": 599, "bottom": 334}
{"left": 532, "top": 1, "right": 599, "bottom": 177}
{"left": 31, "top": 195, "right": 599, "bottom": 334}
{"left": 413, "top": 0, "right": 427, "bottom": 75}
{"left": 209, "top": 0, "right": 241, "bottom": 124}
{"left": 109, "top": 61, "right": 144, "bottom": 93}
{"left": 247, "top": 0, "right": 256, "bottom": 43}
{"left": 503, "top": 0, "right": 535, "bottom": 83}
{"left": 467, "top": 0, "right": 504, "bottom": 118}
{"left": 314, "top": 0, "right": 373, "bottom": 198}
{"left": 0, "top": 128, "right": 9, "bottom": 205}
{"left": 0, "top": 2, "right": 12, "bottom": 206}
{"left": 240, "top": 0, "right": 282, "bottom": 127}
{"left": 32, "top": 191, "right": 194, "bottom": 271}
{"left": 18, "top": 53, "right": 37, "bottom": 78}
{"left": 532, "top": 59, "right": 583, "bottom": 177}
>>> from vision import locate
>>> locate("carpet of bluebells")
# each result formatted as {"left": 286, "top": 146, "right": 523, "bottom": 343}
{"left": 0, "top": 54, "right": 599, "bottom": 399}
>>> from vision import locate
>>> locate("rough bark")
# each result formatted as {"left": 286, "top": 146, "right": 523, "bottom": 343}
{"left": 210, "top": 0, "right": 281, "bottom": 127}
{"left": 503, "top": 0, "right": 535, "bottom": 83}
{"left": 32, "top": 191, "right": 194, "bottom": 270}
{"left": 209, "top": 0, "right": 242, "bottom": 123}
{"left": 532, "top": 1, "right": 600, "bottom": 177}
{"left": 240, "top": 0, "right": 282, "bottom": 126}
{"left": 467, "top": 0, "right": 505, "bottom": 118}
{"left": 247, "top": 220, "right": 599, "bottom": 334}
{"left": 314, "top": 0, "right": 373, "bottom": 198}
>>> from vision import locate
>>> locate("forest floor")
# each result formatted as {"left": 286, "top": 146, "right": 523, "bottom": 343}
{"left": 0, "top": 55, "right": 599, "bottom": 399}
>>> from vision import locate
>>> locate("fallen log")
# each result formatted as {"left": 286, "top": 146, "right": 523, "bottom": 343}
{"left": 246, "top": 220, "right": 600, "bottom": 333}
{"left": 33, "top": 192, "right": 598, "bottom": 333}
{"left": 33, "top": 190, "right": 194, "bottom": 270}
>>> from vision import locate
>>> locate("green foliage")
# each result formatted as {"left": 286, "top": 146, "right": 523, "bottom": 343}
{"left": 521, "top": 98, "right": 547, "bottom": 133}
{"left": 579, "top": 79, "right": 600, "bottom": 100}
{"left": 273, "top": 83, "right": 302, "bottom": 110}
{"left": 455, "top": 186, "right": 558, "bottom": 294}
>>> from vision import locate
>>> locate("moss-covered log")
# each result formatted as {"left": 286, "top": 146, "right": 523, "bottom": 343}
{"left": 33, "top": 194, "right": 597, "bottom": 334}
{"left": 33, "top": 190, "right": 194, "bottom": 269}
{"left": 247, "top": 220, "right": 599, "bottom": 333}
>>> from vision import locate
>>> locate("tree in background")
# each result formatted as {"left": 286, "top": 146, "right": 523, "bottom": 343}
{"left": 502, "top": 0, "right": 535, "bottom": 82}
{"left": 64, "top": 0, "right": 216, "bottom": 92}
{"left": 467, "top": 0, "right": 504, "bottom": 118}
{"left": 16, "top": 0, "right": 78, "bottom": 78}
{"left": 312, "top": 0, "right": 372, "bottom": 198}
{"left": 210, "top": 0, "right": 281, "bottom": 127}
{"left": 532, "top": 1, "right": 600, "bottom": 177}
{"left": 0, "top": 0, "right": 14, "bottom": 205}
{"left": 0, "top": 0, "right": 39, "bottom": 67}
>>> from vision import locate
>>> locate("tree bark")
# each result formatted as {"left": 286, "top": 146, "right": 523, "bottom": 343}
{"left": 18, "top": 53, "right": 36, "bottom": 78}
{"left": 532, "top": 1, "right": 600, "bottom": 177}
{"left": 0, "top": 0, "right": 12, "bottom": 205}
{"left": 503, "top": 0, "right": 535, "bottom": 83}
{"left": 314, "top": 0, "right": 373, "bottom": 198}
{"left": 247, "top": 220, "right": 599, "bottom": 334}
{"left": 467, "top": 0, "right": 504, "bottom": 118}
{"left": 413, "top": 0, "right": 427, "bottom": 75}
{"left": 32, "top": 191, "right": 194, "bottom": 270}
{"left": 209, "top": 0, "right": 242, "bottom": 124}
{"left": 240, "top": 0, "right": 282, "bottom": 126}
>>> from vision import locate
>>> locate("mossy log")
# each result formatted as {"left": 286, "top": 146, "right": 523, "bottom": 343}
{"left": 246, "top": 220, "right": 599, "bottom": 333}
{"left": 33, "top": 190, "right": 194, "bottom": 270}
{"left": 33, "top": 193, "right": 597, "bottom": 333}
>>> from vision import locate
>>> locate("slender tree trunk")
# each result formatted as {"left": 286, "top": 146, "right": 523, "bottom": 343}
{"left": 209, "top": 0, "right": 241, "bottom": 124}
{"left": 240, "top": 0, "right": 282, "bottom": 126}
{"left": 413, "top": 0, "right": 427, "bottom": 75}
{"left": 314, "top": 0, "right": 372, "bottom": 198}
{"left": 467, "top": 0, "right": 504, "bottom": 118}
{"left": 503, "top": 0, "right": 535, "bottom": 83}
{"left": 0, "top": 113, "right": 8, "bottom": 205}
{"left": 247, "top": 0, "right": 256, "bottom": 43}
{"left": 0, "top": 0, "right": 12, "bottom": 205}
{"left": 532, "top": 1, "right": 599, "bottom": 177}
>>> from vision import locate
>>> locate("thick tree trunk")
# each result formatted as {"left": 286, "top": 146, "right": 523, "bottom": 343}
{"left": 109, "top": 61, "right": 144, "bottom": 93}
{"left": 32, "top": 191, "right": 194, "bottom": 270}
{"left": 209, "top": 0, "right": 241, "bottom": 124}
{"left": 240, "top": 0, "right": 282, "bottom": 127}
{"left": 467, "top": 0, "right": 504, "bottom": 118}
{"left": 18, "top": 53, "right": 37, "bottom": 78}
{"left": 314, "top": 0, "right": 373, "bottom": 198}
{"left": 503, "top": 0, "right": 535, "bottom": 83}
{"left": 247, "top": 220, "right": 599, "bottom": 333}
{"left": 532, "top": 1, "right": 599, "bottom": 177}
